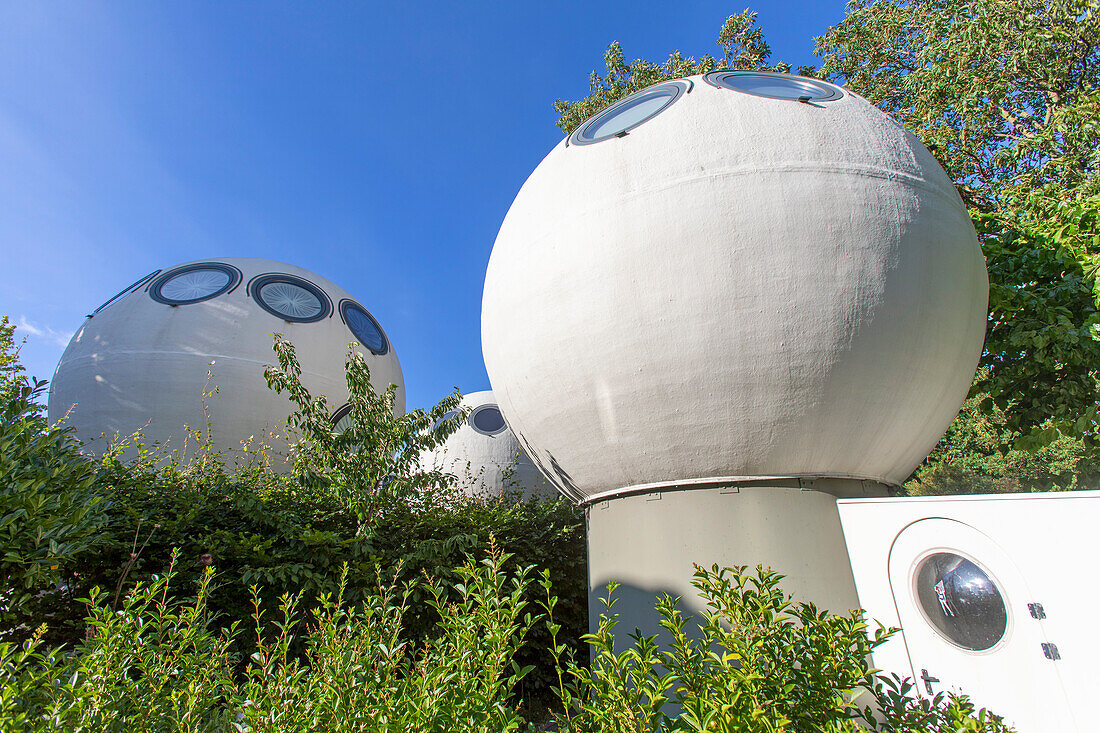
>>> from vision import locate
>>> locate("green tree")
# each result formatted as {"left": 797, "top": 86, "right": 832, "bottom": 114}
{"left": 815, "top": 0, "right": 1100, "bottom": 447}
{"left": 816, "top": 0, "right": 1100, "bottom": 212}
{"left": 0, "top": 330, "right": 106, "bottom": 631}
{"left": 554, "top": 11, "right": 799, "bottom": 134}
{"left": 0, "top": 317, "right": 24, "bottom": 403}
{"left": 263, "top": 334, "right": 465, "bottom": 531}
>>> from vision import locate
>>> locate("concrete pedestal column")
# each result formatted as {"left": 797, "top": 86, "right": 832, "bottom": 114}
{"left": 584, "top": 478, "right": 891, "bottom": 640}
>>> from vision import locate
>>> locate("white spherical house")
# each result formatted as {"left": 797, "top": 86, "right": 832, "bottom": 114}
{"left": 420, "top": 391, "right": 556, "bottom": 500}
{"left": 482, "top": 72, "right": 987, "bottom": 622}
{"left": 48, "top": 257, "right": 404, "bottom": 467}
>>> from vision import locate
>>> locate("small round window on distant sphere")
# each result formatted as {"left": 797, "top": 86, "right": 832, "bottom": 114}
{"left": 339, "top": 300, "right": 388, "bottom": 355}
{"left": 470, "top": 405, "right": 507, "bottom": 435}
{"left": 914, "top": 552, "right": 1008, "bottom": 652}
{"left": 251, "top": 274, "right": 331, "bottom": 323}
{"left": 704, "top": 71, "right": 843, "bottom": 102}
{"left": 331, "top": 404, "right": 354, "bottom": 433}
{"left": 570, "top": 80, "right": 690, "bottom": 146}
{"left": 150, "top": 263, "right": 241, "bottom": 306}
{"left": 431, "top": 409, "right": 461, "bottom": 434}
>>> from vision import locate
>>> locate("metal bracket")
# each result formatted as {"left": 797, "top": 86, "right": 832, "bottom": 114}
{"left": 1028, "top": 603, "right": 1046, "bottom": 619}
{"left": 1041, "top": 643, "right": 1061, "bottom": 660}
{"left": 920, "top": 668, "right": 939, "bottom": 695}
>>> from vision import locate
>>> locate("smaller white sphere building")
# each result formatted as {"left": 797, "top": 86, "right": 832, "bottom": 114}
{"left": 48, "top": 257, "right": 404, "bottom": 467}
{"left": 420, "top": 391, "right": 556, "bottom": 499}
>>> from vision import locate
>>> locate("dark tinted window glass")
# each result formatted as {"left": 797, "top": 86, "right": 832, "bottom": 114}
{"left": 915, "top": 552, "right": 1008, "bottom": 651}
{"left": 471, "top": 406, "right": 506, "bottom": 435}
{"left": 341, "top": 301, "right": 387, "bottom": 354}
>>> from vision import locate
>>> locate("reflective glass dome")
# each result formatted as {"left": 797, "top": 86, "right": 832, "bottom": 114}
{"left": 704, "top": 71, "right": 843, "bottom": 102}
{"left": 570, "top": 81, "right": 689, "bottom": 145}
{"left": 470, "top": 405, "right": 507, "bottom": 435}
{"left": 151, "top": 264, "right": 241, "bottom": 306}
{"left": 914, "top": 552, "right": 1008, "bottom": 651}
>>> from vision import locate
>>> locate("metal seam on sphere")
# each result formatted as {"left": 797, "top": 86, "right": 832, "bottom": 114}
{"left": 565, "top": 164, "right": 965, "bottom": 216}
{"left": 579, "top": 474, "right": 900, "bottom": 506}
{"left": 92, "top": 270, "right": 162, "bottom": 316}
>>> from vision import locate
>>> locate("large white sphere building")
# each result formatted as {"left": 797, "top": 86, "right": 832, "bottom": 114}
{"left": 49, "top": 257, "right": 404, "bottom": 467}
{"left": 482, "top": 72, "right": 987, "bottom": 621}
{"left": 419, "top": 391, "right": 556, "bottom": 499}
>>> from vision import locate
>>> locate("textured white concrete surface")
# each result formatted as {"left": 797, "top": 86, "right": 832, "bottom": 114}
{"left": 840, "top": 492, "right": 1100, "bottom": 733}
{"left": 420, "top": 390, "right": 556, "bottom": 499}
{"left": 48, "top": 257, "right": 404, "bottom": 467}
{"left": 482, "top": 74, "right": 987, "bottom": 502}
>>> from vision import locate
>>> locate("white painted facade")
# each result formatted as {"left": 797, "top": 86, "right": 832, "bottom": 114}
{"left": 482, "top": 73, "right": 987, "bottom": 501}
{"left": 839, "top": 491, "right": 1100, "bottom": 733}
{"left": 419, "top": 390, "right": 556, "bottom": 499}
{"left": 48, "top": 257, "right": 404, "bottom": 467}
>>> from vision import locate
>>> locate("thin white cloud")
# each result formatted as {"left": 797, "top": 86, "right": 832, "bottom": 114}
{"left": 18, "top": 316, "right": 72, "bottom": 347}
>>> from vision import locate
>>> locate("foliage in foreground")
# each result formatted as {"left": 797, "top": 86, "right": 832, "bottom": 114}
{"left": 557, "top": 565, "right": 1011, "bottom": 733}
{"left": 1, "top": 546, "right": 542, "bottom": 732}
{"left": 0, "top": 368, "right": 106, "bottom": 623}
{"left": 0, "top": 555, "right": 1011, "bottom": 732}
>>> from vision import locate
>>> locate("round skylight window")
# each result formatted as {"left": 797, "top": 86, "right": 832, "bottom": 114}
{"left": 150, "top": 263, "right": 241, "bottom": 306}
{"left": 704, "top": 71, "right": 843, "bottom": 102}
{"left": 569, "top": 80, "right": 690, "bottom": 146}
{"left": 339, "top": 300, "right": 388, "bottom": 355}
{"left": 914, "top": 552, "right": 1008, "bottom": 652}
{"left": 470, "top": 405, "right": 507, "bottom": 436}
{"left": 251, "top": 274, "right": 331, "bottom": 323}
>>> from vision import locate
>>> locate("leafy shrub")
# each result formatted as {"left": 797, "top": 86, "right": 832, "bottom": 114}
{"left": 1, "top": 557, "right": 1012, "bottom": 732}
{"left": 554, "top": 564, "right": 1012, "bottom": 733}
{"left": 0, "top": 546, "right": 544, "bottom": 732}
{"left": 1, "top": 374, "right": 106, "bottom": 635}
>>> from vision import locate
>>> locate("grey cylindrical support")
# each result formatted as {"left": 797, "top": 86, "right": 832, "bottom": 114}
{"left": 585, "top": 479, "right": 890, "bottom": 640}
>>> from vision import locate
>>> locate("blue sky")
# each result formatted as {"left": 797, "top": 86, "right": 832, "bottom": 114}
{"left": 0, "top": 1, "right": 847, "bottom": 411}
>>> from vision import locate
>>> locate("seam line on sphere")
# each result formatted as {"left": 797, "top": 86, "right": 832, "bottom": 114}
{"left": 54, "top": 351, "right": 369, "bottom": 377}
{"left": 580, "top": 473, "right": 900, "bottom": 506}
{"left": 614, "top": 164, "right": 964, "bottom": 216}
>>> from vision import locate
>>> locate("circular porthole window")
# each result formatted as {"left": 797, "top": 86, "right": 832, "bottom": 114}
{"left": 704, "top": 71, "right": 843, "bottom": 102}
{"left": 331, "top": 404, "right": 354, "bottom": 433}
{"left": 470, "top": 405, "right": 507, "bottom": 436}
{"left": 251, "top": 274, "right": 331, "bottom": 323}
{"left": 93, "top": 269, "right": 161, "bottom": 315}
{"left": 339, "top": 300, "right": 388, "bottom": 355}
{"left": 914, "top": 552, "right": 1008, "bottom": 652}
{"left": 150, "top": 263, "right": 241, "bottom": 306}
{"left": 569, "top": 80, "right": 690, "bottom": 146}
